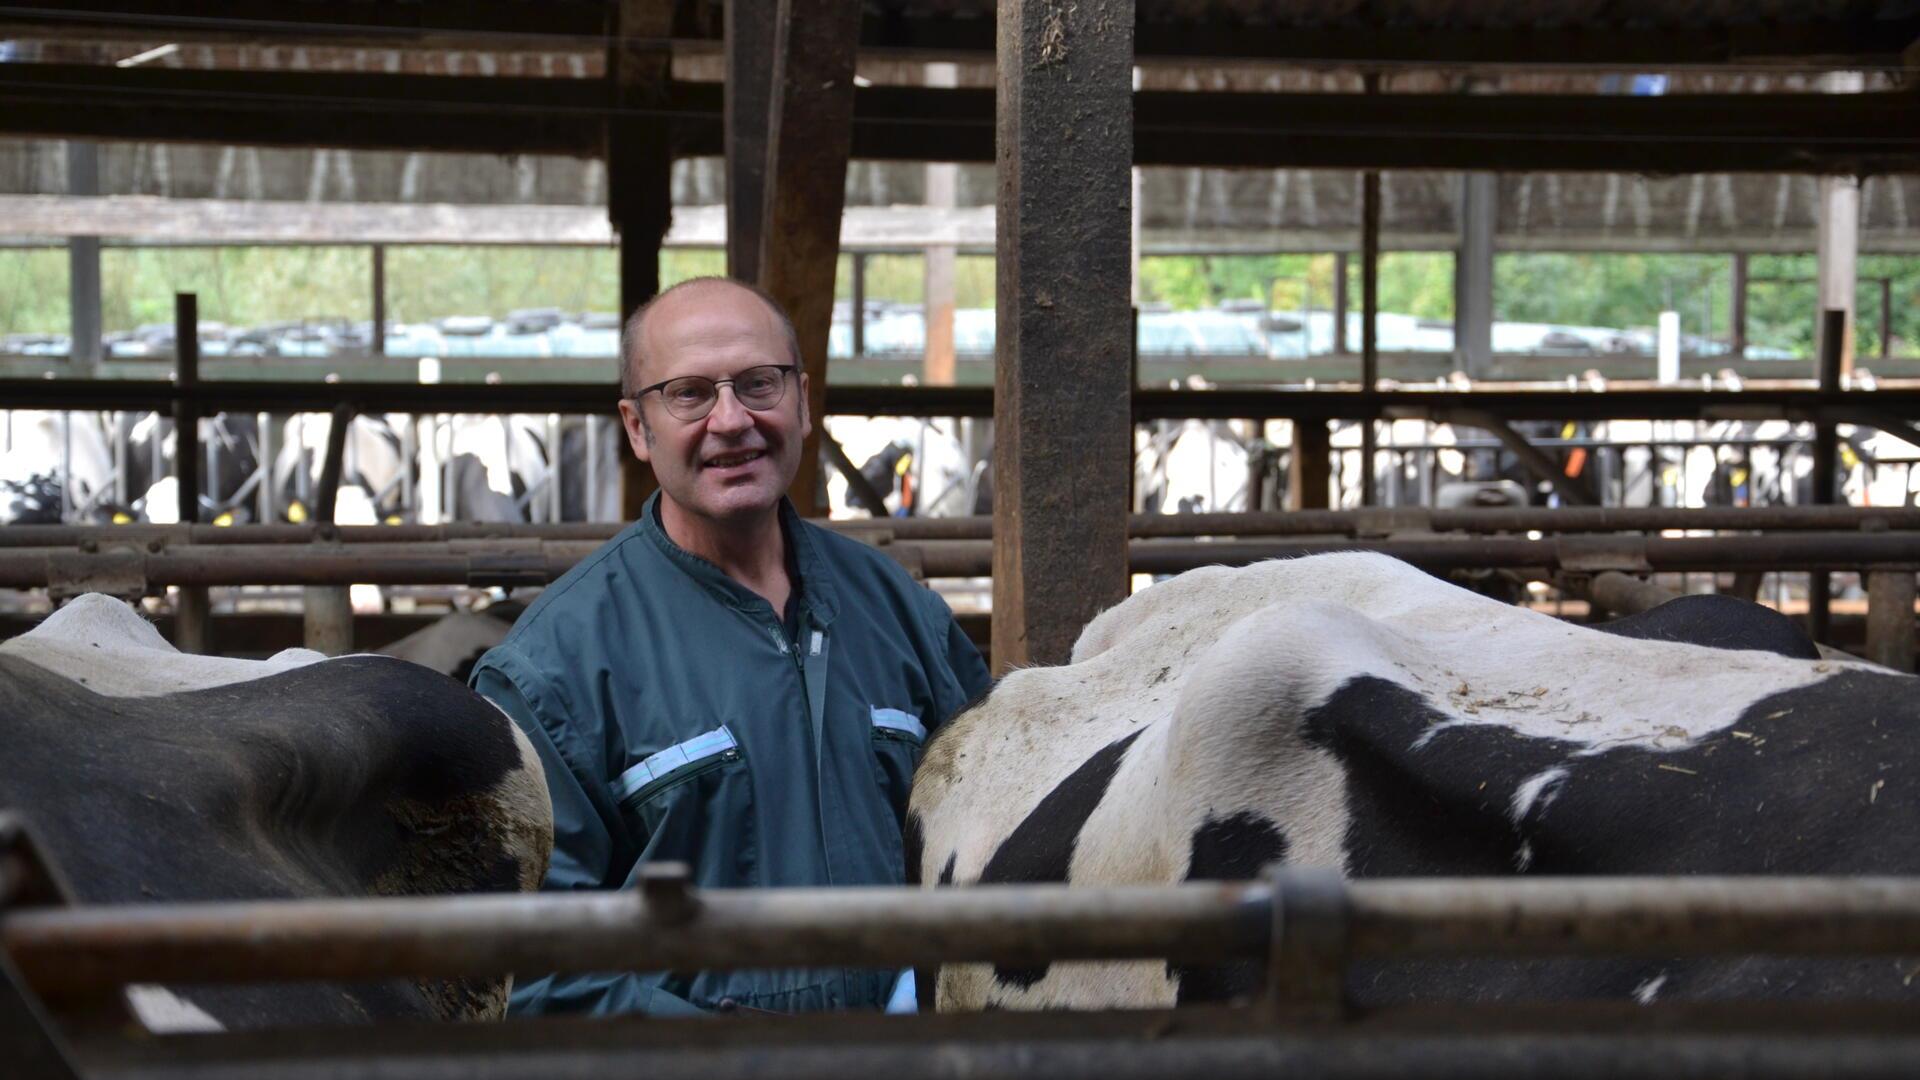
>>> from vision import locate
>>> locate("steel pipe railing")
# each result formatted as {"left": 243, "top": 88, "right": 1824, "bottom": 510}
{"left": 4, "top": 532, "right": 1920, "bottom": 589}
{"left": 6, "top": 876, "right": 1920, "bottom": 998}
{"left": 3, "top": 505, "right": 1915, "bottom": 549}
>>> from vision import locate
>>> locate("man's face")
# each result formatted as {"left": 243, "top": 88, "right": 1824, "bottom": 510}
{"left": 617, "top": 284, "right": 811, "bottom": 526}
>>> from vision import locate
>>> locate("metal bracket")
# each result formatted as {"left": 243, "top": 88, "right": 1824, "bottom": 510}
{"left": 1265, "top": 864, "right": 1350, "bottom": 1019}
{"left": 0, "top": 815, "right": 88, "bottom": 1080}
{"left": 637, "top": 861, "right": 700, "bottom": 927}
{"left": 1554, "top": 534, "right": 1652, "bottom": 574}
{"left": 45, "top": 548, "right": 149, "bottom": 603}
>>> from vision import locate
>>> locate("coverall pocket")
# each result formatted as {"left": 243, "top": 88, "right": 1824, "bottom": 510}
{"left": 614, "top": 725, "right": 755, "bottom": 885}
{"left": 869, "top": 706, "right": 925, "bottom": 827}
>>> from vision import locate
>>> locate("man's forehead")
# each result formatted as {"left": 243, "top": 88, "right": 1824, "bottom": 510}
{"left": 640, "top": 283, "right": 783, "bottom": 375}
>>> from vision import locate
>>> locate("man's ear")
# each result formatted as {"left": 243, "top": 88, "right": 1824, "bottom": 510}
{"left": 797, "top": 370, "right": 813, "bottom": 442}
{"left": 617, "top": 399, "right": 654, "bottom": 463}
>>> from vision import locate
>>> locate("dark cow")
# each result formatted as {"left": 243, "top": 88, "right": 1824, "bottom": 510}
{"left": 906, "top": 553, "right": 1919, "bottom": 1010}
{"left": 0, "top": 594, "right": 552, "bottom": 1030}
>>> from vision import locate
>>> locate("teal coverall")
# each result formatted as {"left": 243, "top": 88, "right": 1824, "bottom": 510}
{"left": 470, "top": 493, "right": 991, "bottom": 1015}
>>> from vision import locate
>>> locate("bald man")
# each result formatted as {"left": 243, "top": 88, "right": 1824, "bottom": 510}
{"left": 470, "top": 278, "right": 989, "bottom": 1016}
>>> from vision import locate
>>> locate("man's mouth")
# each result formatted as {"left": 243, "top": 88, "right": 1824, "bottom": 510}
{"left": 704, "top": 450, "right": 765, "bottom": 469}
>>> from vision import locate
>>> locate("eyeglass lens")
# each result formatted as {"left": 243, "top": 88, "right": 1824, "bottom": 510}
{"left": 658, "top": 365, "right": 790, "bottom": 420}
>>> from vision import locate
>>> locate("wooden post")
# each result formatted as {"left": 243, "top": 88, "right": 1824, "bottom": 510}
{"left": 724, "top": 0, "right": 774, "bottom": 282}
{"left": 610, "top": 0, "right": 675, "bottom": 521}
{"left": 851, "top": 252, "right": 867, "bottom": 357}
{"left": 758, "top": 0, "right": 863, "bottom": 517}
{"left": 993, "top": 0, "right": 1135, "bottom": 671}
{"left": 1288, "top": 421, "right": 1331, "bottom": 511}
{"left": 1809, "top": 307, "right": 1846, "bottom": 643}
{"left": 1866, "top": 568, "right": 1917, "bottom": 673}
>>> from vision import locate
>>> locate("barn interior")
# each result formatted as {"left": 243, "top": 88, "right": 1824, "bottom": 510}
{"left": 3, "top": 1, "right": 1920, "bottom": 1076}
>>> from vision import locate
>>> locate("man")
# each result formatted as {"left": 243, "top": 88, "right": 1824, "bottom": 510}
{"left": 470, "top": 277, "right": 990, "bottom": 1016}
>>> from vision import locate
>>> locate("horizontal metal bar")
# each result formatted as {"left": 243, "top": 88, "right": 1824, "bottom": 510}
{"left": 5, "top": 505, "right": 1917, "bottom": 549}
{"left": 3, "top": 883, "right": 1268, "bottom": 997}
{"left": 8, "top": 878, "right": 1920, "bottom": 1000}
{"left": 7, "top": 380, "right": 1920, "bottom": 424}
{"left": 1349, "top": 878, "right": 1920, "bottom": 958}
{"left": 3, "top": 531, "right": 1918, "bottom": 587}
{"left": 71, "top": 1029, "right": 1920, "bottom": 1080}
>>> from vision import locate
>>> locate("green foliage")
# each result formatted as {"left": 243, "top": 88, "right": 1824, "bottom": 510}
{"left": 4, "top": 243, "right": 1914, "bottom": 362}
{"left": 387, "top": 246, "right": 617, "bottom": 324}
{"left": 0, "top": 248, "right": 67, "bottom": 335}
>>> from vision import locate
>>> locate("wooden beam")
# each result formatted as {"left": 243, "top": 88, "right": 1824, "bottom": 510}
{"left": 609, "top": 0, "right": 675, "bottom": 520}
{"left": 993, "top": 0, "right": 1135, "bottom": 670}
{"left": 1809, "top": 308, "right": 1847, "bottom": 643}
{"left": 3, "top": 5, "right": 1915, "bottom": 67}
{"left": 757, "top": 0, "right": 863, "bottom": 516}
{"left": 8, "top": 64, "right": 1920, "bottom": 174}
{"left": 723, "top": 0, "right": 775, "bottom": 282}
{"left": 1359, "top": 166, "right": 1380, "bottom": 506}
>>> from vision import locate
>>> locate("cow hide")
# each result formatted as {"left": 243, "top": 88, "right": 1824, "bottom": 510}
{"left": 907, "top": 553, "right": 1920, "bottom": 1011}
{"left": 0, "top": 594, "right": 552, "bottom": 1030}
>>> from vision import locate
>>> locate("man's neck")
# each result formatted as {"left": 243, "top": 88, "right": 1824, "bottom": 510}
{"left": 657, "top": 496, "right": 792, "bottom": 613}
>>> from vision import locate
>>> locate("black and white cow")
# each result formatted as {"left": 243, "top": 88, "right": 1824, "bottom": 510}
{"left": 0, "top": 594, "right": 552, "bottom": 1030}
{"left": 906, "top": 553, "right": 1919, "bottom": 1010}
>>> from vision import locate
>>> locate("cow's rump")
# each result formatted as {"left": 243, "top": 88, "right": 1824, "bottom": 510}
{"left": 0, "top": 594, "right": 552, "bottom": 1029}
{"left": 908, "top": 553, "right": 1919, "bottom": 1011}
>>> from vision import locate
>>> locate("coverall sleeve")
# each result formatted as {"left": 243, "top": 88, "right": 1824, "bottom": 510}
{"left": 922, "top": 588, "right": 993, "bottom": 719}
{"left": 471, "top": 656, "right": 687, "bottom": 1016}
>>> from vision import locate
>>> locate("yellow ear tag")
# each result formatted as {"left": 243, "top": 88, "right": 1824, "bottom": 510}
{"left": 287, "top": 501, "right": 308, "bottom": 524}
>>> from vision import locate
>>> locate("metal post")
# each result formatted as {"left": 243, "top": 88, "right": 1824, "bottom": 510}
{"left": 173, "top": 293, "right": 200, "bottom": 524}
{"left": 1810, "top": 308, "right": 1845, "bottom": 642}
{"left": 991, "top": 0, "right": 1135, "bottom": 670}
{"left": 371, "top": 244, "right": 387, "bottom": 358}
{"left": 65, "top": 142, "right": 101, "bottom": 380}
{"left": 1360, "top": 143, "right": 1381, "bottom": 507}
{"left": 1331, "top": 252, "right": 1348, "bottom": 357}
{"left": 1730, "top": 252, "right": 1748, "bottom": 360}
{"left": 1456, "top": 172, "right": 1496, "bottom": 380}
{"left": 851, "top": 251, "right": 867, "bottom": 358}
{"left": 1866, "top": 567, "right": 1917, "bottom": 672}
{"left": 256, "top": 411, "right": 275, "bottom": 524}
{"left": 302, "top": 580, "right": 353, "bottom": 656}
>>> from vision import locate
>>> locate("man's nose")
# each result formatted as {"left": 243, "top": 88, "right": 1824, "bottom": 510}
{"left": 706, "top": 384, "right": 753, "bottom": 434}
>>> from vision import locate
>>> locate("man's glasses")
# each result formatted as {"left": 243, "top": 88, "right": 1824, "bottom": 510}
{"left": 633, "top": 364, "right": 796, "bottom": 422}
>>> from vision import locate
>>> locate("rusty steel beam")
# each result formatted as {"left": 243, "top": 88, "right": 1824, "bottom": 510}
{"left": 8, "top": 531, "right": 1920, "bottom": 587}
{"left": 992, "top": 0, "right": 1135, "bottom": 670}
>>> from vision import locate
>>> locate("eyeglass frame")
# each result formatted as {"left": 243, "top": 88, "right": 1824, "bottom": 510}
{"left": 629, "top": 363, "right": 800, "bottom": 422}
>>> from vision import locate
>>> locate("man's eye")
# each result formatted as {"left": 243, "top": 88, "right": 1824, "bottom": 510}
{"left": 739, "top": 374, "right": 779, "bottom": 395}
{"left": 669, "top": 384, "right": 710, "bottom": 404}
